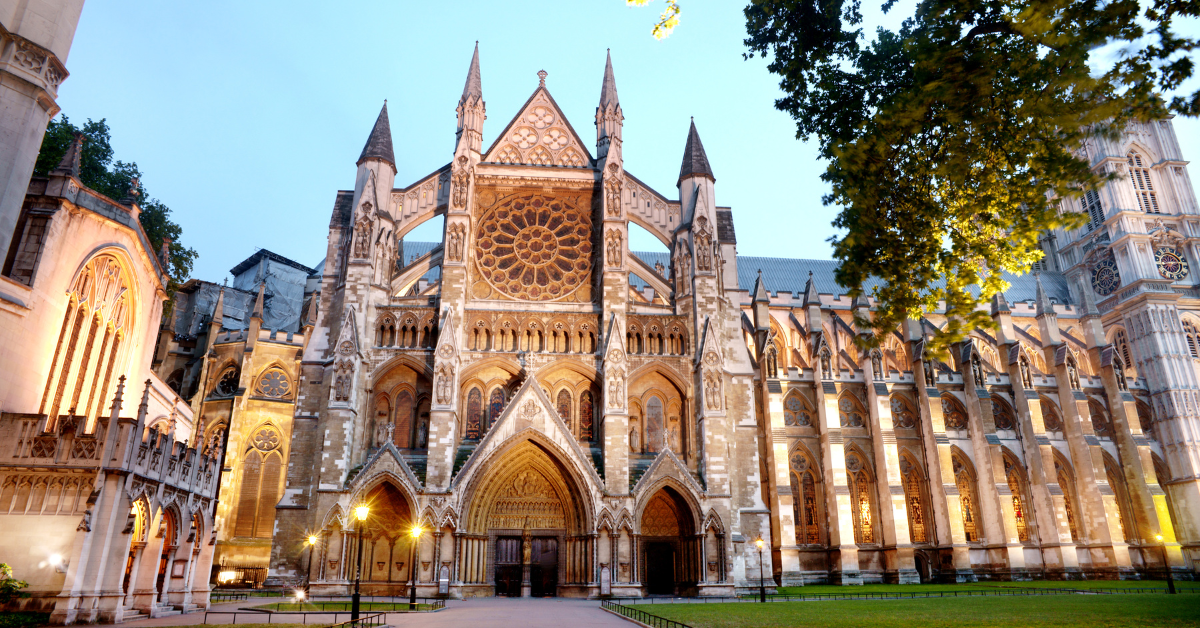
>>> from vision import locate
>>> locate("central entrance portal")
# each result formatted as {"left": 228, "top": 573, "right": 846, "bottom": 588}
{"left": 529, "top": 537, "right": 558, "bottom": 597}
{"left": 645, "top": 542, "right": 675, "bottom": 595}
{"left": 495, "top": 537, "right": 522, "bottom": 597}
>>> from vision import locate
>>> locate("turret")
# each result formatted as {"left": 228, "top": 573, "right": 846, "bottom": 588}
{"left": 455, "top": 42, "right": 486, "bottom": 155}
{"left": 990, "top": 292, "right": 1013, "bottom": 344}
{"left": 751, "top": 270, "right": 771, "bottom": 358}
{"left": 247, "top": 282, "right": 265, "bottom": 352}
{"left": 595, "top": 49, "right": 622, "bottom": 161}
{"left": 1034, "top": 274, "right": 1063, "bottom": 346}
{"left": 677, "top": 119, "right": 715, "bottom": 228}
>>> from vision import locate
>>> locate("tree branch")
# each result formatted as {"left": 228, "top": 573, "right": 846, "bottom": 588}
{"left": 959, "top": 22, "right": 1016, "bottom": 44}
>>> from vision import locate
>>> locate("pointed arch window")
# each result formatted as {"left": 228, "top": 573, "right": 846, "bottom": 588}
{"left": 954, "top": 454, "right": 980, "bottom": 543}
{"left": 789, "top": 450, "right": 822, "bottom": 545}
{"left": 556, "top": 389, "right": 572, "bottom": 429}
{"left": 394, "top": 390, "right": 414, "bottom": 448}
{"left": 1128, "top": 152, "right": 1160, "bottom": 213}
{"left": 1113, "top": 328, "right": 1134, "bottom": 371}
{"left": 1055, "top": 460, "right": 1081, "bottom": 542}
{"left": 838, "top": 395, "right": 865, "bottom": 428}
{"left": 1089, "top": 399, "right": 1112, "bottom": 438}
{"left": 254, "top": 367, "right": 291, "bottom": 399}
{"left": 487, "top": 387, "right": 505, "bottom": 429}
{"left": 846, "top": 452, "right": 876, "bottom": 544}
{"left": 235, "top": 427, "right": 283, "bottom": 539}
{"left": 579, "top": 391, "right": 594, "bottom": 441}
{"left": 901, "top": 458, "right": 928, "bottom": 543}
{"left": 784, "top": 393, "right": 812, "bottom": 427}
{"left": 1105, "top": 456, "right": 1138, "bottom": 542}
{"left": 942, "top": 394, "right": 969, "bottom": 430}
{"left": 646, "top": 397, "right": 665, "bottom": 452}
{"left": 1004, "top": 457, "right": 1032, "bottom": 542}
{"left": 1081, "top": 189, "right": 1105, "bottom": 231}
{"left": 465, "top": 387, "right": 483, "bottom": 439}
{"left": 1183, "top": 319, "right": 1200, "bottom": 358}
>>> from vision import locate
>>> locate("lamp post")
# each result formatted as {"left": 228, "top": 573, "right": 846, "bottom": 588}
{"left": 1156, "top": 534, "right": 1176, "bottom": 594}
{"left": 755, "top": 539, "right": 766, "bottom": 603}
{"left": 303, "top": 535, "right": 318, "bottom": 598}
{"left": 351, "top": 505, "right": 369, "bottom": 620}
{"left": 409, "top": 524, "right": 424, "bottom": 610}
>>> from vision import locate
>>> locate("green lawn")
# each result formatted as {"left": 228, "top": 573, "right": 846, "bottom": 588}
{"left": 253, "top": 601, "right": 436, "bottom": 612}
{"left": 770, "top": 580, "right": 1196, "bottom": 596}
{"left": 637, "top": 595, "right": 1200, "bottom": 628}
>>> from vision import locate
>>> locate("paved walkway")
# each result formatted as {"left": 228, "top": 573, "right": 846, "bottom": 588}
{"left": 116, "top": 597, "right": 631, "bottom": 628}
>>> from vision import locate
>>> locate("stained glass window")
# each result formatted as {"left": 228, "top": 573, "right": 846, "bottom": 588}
{"left": 465, "top": 388, "right": 483, "bottom": 439}
{"left": 579, "top": 391, "right": 593, "bottom": 440}
{"left": 488, "top": 388, "right": 504, "bottom": 429}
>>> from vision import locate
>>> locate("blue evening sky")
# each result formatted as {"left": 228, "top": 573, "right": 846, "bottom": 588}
{"left": 55, "top": 1, "right": 1200, "bottom": 283}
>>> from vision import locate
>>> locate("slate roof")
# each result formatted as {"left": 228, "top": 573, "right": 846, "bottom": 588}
{"left": 678, "top": 119, "right": 714, "bottom": 182}
{"left": 358, "top": 102, "right": 396, "bottom": 167}
{"left": 330, "top": 190, "right": 354, "bottom": 228}
{"left": 716, "top": 209, "right": 736, "bottom": 244}
{"left": 599, "top": 50, "right": 618, "bottom": 108}
{"left": 461, "top": 42, "right": 482, "bottom": 103}
{"left": 230, "top": 249, "right": 316, "bottom": 278}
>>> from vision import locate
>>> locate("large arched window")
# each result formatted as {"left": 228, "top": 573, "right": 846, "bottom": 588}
{"left": 235, "top": 427, "right": 283, "bottom": 539}
{"left": 846, "top": 451, "right": 876, "bottom": 544}
{"left": 839, "top": 394, "right": 866, "bottom": 428}
{"left": 784, "top": 392, "right": 813, "bottom": 427}
{"left": 953, "top": 452, "right": 980, "bottom": 543}
{"left": 394, "top": 390, "right": 414, "bottom": 448}
{"left": 646, "top": 396, "right": 665, "bottom": 452}
{"left": 789, "top": 448, "right": 823, "bottom": 545}
{"left": 579, "top": 391, "right": 594, "bottom": 441}
{"left": 465, "top": 387, "right": 483, "bottom": 439}
{"left": 41, "top": 253, "right": 133, "bottom": 430}
{"left": 901, "top": 456, "right": 928, "bottom": 543}
{"left": 1055, "top": 457, "right": 1081, "bottom": 542}
{"left": 1183, "top": 319, "right": 1200, "bottom": 359}
{"left": 1128, "top": 152, "right": 1160, "bottom": 213}
{"left": 1089, "top": 399, "right": 1113, "bottom": 438}
{"left": 1104, "top": 454, "right": 1138, "bottom": 543}
{"left": 941, "top": 394, "right": 969, "bottom": 430}
{"left": 556, "top": 389, "right": 572, "bottom": 430}
{"left": 487, "top": 387, "right": 505, "bottom": 429}
{"left": 991, "top": 397, "right": 1016, "bottom": 431}
{"left": 1004, "top": 455, "right": 1033, "bottom": 542}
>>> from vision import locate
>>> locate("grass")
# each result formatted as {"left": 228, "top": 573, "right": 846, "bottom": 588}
{"left": 201, "top": 625, "right": 308, "bottom": 628}
{"left": 252, "top": 602, "right": 436, "bottom": 612}
{"left": 769, "top": 579, "right": 1197, "bottom": 596}
{"left": 0, "top": 612, "right": 50, "bottom": 628}
{"left": 637, "top": 595, "right": 1200, "bottom": 627}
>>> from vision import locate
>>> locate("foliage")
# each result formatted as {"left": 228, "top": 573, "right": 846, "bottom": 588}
{"left": 0, "top": 564, "right": 28, "bottom": 606}
{"left": 0, "top": 613, "right": 47, "bottom": 628}
{"left": 744, "top": 0, "right": 1199, "bottom": 356}
{"left": 640, "top": 594, "right": 1200, "bottom": 628}
{"left": 34, "top": 116, "right": 197, "bottom": 302}
{"left": 627, "top": 0, "right": 681, "bottom": 39}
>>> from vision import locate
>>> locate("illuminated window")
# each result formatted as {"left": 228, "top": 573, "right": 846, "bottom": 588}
{"left": 846, "top": 453, "right": 875, "bottom": 544}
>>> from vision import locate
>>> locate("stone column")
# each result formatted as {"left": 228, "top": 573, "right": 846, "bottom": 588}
{"left": 815, "top": 380, "right": 860, "bottom": 583}
{"left": 866, "top": 379, "right": 918, "bottom": 583}
{"left": 761, "top": 381, "right": 801, "bottom": 584}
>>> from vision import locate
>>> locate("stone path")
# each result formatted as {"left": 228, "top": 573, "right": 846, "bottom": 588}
{"left": 115, "top": 597, "right": 632, "bottom": 627}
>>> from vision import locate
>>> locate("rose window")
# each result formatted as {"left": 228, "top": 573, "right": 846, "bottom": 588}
{"left": 252, "top": 428, "right": 280, "bottom": 451}
{"left": 254, "top": 368, "right": 291, "bottom": 399}
{"left": 475, "top": 194, "right": 592, "bottom": 301}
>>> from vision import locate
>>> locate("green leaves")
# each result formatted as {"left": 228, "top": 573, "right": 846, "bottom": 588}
{"left": 35, "top": 116, "right": 197, "bottom": 306}
{"left": 745, "top": 0, "right": 1197, "bottom": 356}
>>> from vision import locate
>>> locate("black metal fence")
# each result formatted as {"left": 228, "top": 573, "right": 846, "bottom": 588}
{"left": 601, "top": 601, "right": 694, "bottom": 628}
{"left": 210, "top": 592, "right": 249, "bottom": 603}
{"left": 252, "top": 600, "right": 446, "bottom": 612}
{"left": 325, "top": 612, "right": 387, "bottom": 628}
{"left": 611, "top": 585, "right": 1197, "bottom": 605}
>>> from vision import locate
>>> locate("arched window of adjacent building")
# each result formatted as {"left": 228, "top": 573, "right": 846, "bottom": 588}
{"left": 556, "top": 389, "right": 572, "bottom": 431}
{"left": 1004, "top": 453, "right": 1033, "bottom": 543}
{"left": 235, "top": 426, "right": 284, "bottom": 539}
{"left": 1127, "top": 151, "right": 1160, "bottom": 213}
{"left": 487, "top": 387, "right": 505, "bottom": 429}
{"left": 1104, "top": 453, "right": 1138, "bottom": 543}
{"left": 1089, "top": 399, "right": 1113, "bottom": 438}
{"left": 941, "top": 394, "right": 969, "bottom": 430}
{"left": 40, "top": 253, "right": 133, "bottom": 431}
{"left": 900, "top": 455, "right": 929, "bottom": 544}
{"left": 394, "top": 389, "right": 414, "bottom": 448}
{"left": 953, "top": 452, "right": 980, "bottom": 543}
{"left": 254, "top": 366, "right": 292, "bottom": 400}
{"left": 1183, "top": 318, "right": 1200, "bottom": 359}
{"left": 846, "top": 450, "right": 876, "bottom": 544}
{"left": 1054, "top": 456, "right": 1081, "bottom": 542}
{"left": 789, "top": 447, "right": 823, "bottom": 545}
{"left": 579, "top": 391, "right": 594, "bottom": 441}
{"left": 465, "top": 387, "right": 483, "bottom": 440}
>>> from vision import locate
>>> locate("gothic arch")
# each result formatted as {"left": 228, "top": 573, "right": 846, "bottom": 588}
{"left": 457, "top": 356, "right": 522, "bottom": 385}
{"left": 788, "top": 442, "right": 826, "bottom": 545}
{"left": 951, "top": 447, "right": 982, "bottom": 543}
{"left": 844, "top": 444, "right": 878, "bottom": 544}
{"left": 899, "top": 450, "right": 931, "bottom": 543}
{"left": 783, "top": 389, "right": 816, "bottom": 427}
{"left": 890, "top": 392, "right": 918, "bottom": 429}
{"left": 1103, "top": 451, "right": 1139, "bottom": 542}
{"left": 635, "top": 475, "right": 703, "bottom": 535}
{"left": 702, "top": 509, "right": 726, "bottom": 535}
{"left": 1001, "top": 447, "right": 1035, "bottom": 542}
{"left": 251, "top": 360, "right": 295, "bottom": 400}
{"left": 369, "top": 353, "right": 435, "bottom": 385}
{"left": 837, "top": 391, "right": 867, "bottom": 428}
{"left": 347, "top": 473, "right": 420, "bottom": 521}
{"left": 1053, "top": 450, "right": 1083, "bottom": 542}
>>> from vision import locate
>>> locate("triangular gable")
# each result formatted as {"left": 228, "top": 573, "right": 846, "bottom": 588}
{"left": 632, "top": 447, "right": 704, "bottom": 496}
{"left": 483, "top": 86, "right": 594, "bottom": 168}
{"left": 452, "top": 373, "right": 604, "bottom": 493}
{"left": 348, "top": 442, "right": 423, "bottom": 493}
{"left": 335, "top": 306, "right": 361, "bottom": 358}
{"left": 695, "top": 316, "right": 723, "bottom": 367}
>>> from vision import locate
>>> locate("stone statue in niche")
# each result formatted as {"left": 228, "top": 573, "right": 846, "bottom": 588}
{"left": 374, "top": 421, "right": 387, "bottom": 447}
{"left": 451, "top": 156, "right": 470, "bottom": 209}
{"left": 629, "top": 427, "right": 640, "bottom": 452}
{"left": 1019, "top": 356, "right": 1033, "bottom": 389}
{"left": 435, "top": 364, "right": 453, "bottom": 405}
{"left": 416, "top": 417, "right": 428, "bottom": 449}
{"left": 704, "top": 370, "right": 723, "bottom": 411}
{"left": 447, "top": 223, "right": 465, "bottom": 262}
{"left": 605, "top": 175, "right": 623, "bottom": 217}
{"left": 923, "top": 358, "right": 935, "bottom": 386}
{"left": 694, "top": 216, "right": 712, "bottom": 271}
{"left": 668, "top": 419, "right": 680, "bottom": 452}
{"left": 334, "top": 374, "right": 349, "bottom": 402}
{"left": 819, "top": 350, "right": 832, "bottom": 381}
{"left": 353, "top": 201, "right": 373, "bottom": 259}
{"left": 971, "top": 354, "right": 985, "bottom": 387}
{"left": 1067, "top": 359, "right": 1081, "bottom": 389}
{"left": 606, "top": 229, "right": 622, "bottom": 267}
{"left": 871, "top": 351, "right": 883, "bottom": 381}
{"left": 607, "top": 368, "right": 624, "bottom": 409}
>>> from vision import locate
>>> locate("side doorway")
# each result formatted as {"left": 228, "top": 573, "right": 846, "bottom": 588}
{"left": 529, "top": 537, "right": 558, "bottom": 597}
{"left": 495, "top": 537, "right": 522, "bottom": 597}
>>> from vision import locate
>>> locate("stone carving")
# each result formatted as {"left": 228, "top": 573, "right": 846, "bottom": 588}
{"left": 704, "top": 370, "right": 723, "bottom": 412}
{"left": 606, "top": 229, "right": 622, "bottom": 267}
{"left": 1066, "top": 359, "right": 1081, "bottom": 390}
{"left": 451, "top": 156, "right": 471, "bottom": 209}
{"left": 605, "top": 174, "right": 623, "bottom": 217}
{"left": 971, "top": 353, "right": 985, "bottom": 387}
{"left": 447, "top": 222, "right": 466, "bottom": 262}
{"left": 334, "top": 359, "right": 354, "bottom": 402}
{"left": 473, "top": 192, "right": 592, "bottom": 302}
{"left": 871, "top": 351, "right": 883, "bottom": 381}
{"left": 629, "top": 427, "right": 639, "bottom": 452}
{"left": 353, "top": 201, "right": 373, "bottom": 259}
{"left": 694, "top": 216, "right": 713, "bottom": 272}
{"left": 416, "top": 419, "right": 428, "bottom": 449}
{"left": 1019, "top": 356, "right": 1033, "bottom": 389}
{"left": 435, "top": 364, "right": 454, "bottom": 405}
{"left": 607, "top": 367, "right": 625, "bottom": 410}
{"left": 819, "top": 348, "right": 833, "bottom": 381}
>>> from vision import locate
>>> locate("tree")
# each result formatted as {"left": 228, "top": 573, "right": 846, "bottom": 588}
{"left": 0, "top": 563, "right": 29, "bottom": 605}
{"left": 627, "top": 0, "right": 681, "bottom": 39}
{"left": 34, "top": 116, "right": 198, "bottom": 303}
{"left": 744, "top": 0, "right": 1198, "bottom": 355}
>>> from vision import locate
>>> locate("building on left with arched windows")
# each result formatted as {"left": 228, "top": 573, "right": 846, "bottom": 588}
{"left": 0, "top": 137, "right": 222, "bottom": 624}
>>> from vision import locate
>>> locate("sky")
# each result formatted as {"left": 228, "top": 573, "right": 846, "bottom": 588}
{"left": 55, "top": 1, "right": 1200, "bottom": 284}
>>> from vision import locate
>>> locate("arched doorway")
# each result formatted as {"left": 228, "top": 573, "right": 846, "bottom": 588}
{"left": 356, "top": 482, "right": 417, "bottom": 593}
{"left": 640, "top": 486, "right": 698, "bottom": 596}
{"left": 463, "top": 439, "right": 592, "bottom": 597}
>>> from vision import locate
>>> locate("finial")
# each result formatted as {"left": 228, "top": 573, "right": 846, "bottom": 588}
{"left": 538, "top": 69, "right": 547, "bottom": 86}
{"left": 808, "top": 271, "right": 813, "bottom": 278}
{"left": 129, "top": 177, "right": 140, "bottom": 199}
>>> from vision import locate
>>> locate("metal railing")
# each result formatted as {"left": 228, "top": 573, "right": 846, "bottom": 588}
{"left": 324, "top": 612, "right": 387, "bottom": 628}
{"left": 601, "top": 601, "right": 694, "bottom": 628}
{"left": 253, "top": 600, "right": 446, "bottom": 612}
{"left": 210, "top": 592, "right": 249, "bottom": 603}
{"left": 610, "top": 585, "right": 1195, "bottom": 605}
{"left": 203, "top": 610, "right": 386, "bottom": 624}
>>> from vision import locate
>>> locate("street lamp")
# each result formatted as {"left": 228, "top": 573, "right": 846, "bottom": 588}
{"left": 303, "top": 535, "right": 318, "bottom": 598}
{"left": 1156, "top": 534, "right": 1177, "bottom": 594}
{"left": 409, "top": 524, "right": 424, "bottom": 610}
{"left": 351, "top": 505, "right": 370, "bottom": 620}
{"left": 755, "top": 538, "right": 766, "bottom": 603}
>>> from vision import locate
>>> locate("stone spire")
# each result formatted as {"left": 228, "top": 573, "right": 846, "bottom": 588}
{"left": 1034, "top": 273, "right": 1054, "bottom": 319}
{"left": 678, "top": 118, "right": 714, "bottom": 184}
{"left": 357, "top": 101, "right": 396, "bottom": 170}
{"left": 990, "top": 291, "right": 1011, "bottom": 316}
{"left": 51, "top": 133, "right": 84, "bottom": 177}
{"left": 599, "top": 49, "right": 618, "bottom": 109}
{"left": 801, "top": 271, "right": 819, "bottom": 308}
{"left": 460, "top": 41, "right": 482, "bottom": 107}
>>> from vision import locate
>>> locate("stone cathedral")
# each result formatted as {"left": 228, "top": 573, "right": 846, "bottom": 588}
{"left": 152, "top": 46, "right": 1200, "bottom": 597}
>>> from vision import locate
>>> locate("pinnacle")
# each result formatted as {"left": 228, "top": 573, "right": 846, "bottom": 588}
{"left": 599, "top": 49, "right": 619, "bottom": 108}
{"left": 461, "top": 41, "right": 482, "bottom": 104}
{"left": 1034, "top": 273, "right": 1054, "bottom": 318}
{"left": 752, "top": 269, "right": 771, "bottom": 303}
{"left": 52, "top": 133, "right": 84, "bottom": 177}
{"left": 678, "top": 119, "right": 714, "bottom": 183}
{"left": 357, "top": 101, "right": 396, "bottom": 169}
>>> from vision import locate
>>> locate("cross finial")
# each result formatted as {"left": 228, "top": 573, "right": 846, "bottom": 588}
{"left": 537, "top": 69, "right": 547, "bottom": 86}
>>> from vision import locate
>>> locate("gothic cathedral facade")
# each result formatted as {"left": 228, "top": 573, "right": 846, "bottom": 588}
{"left": 159, "top": 47, "right": 1200, "bottom": 595}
